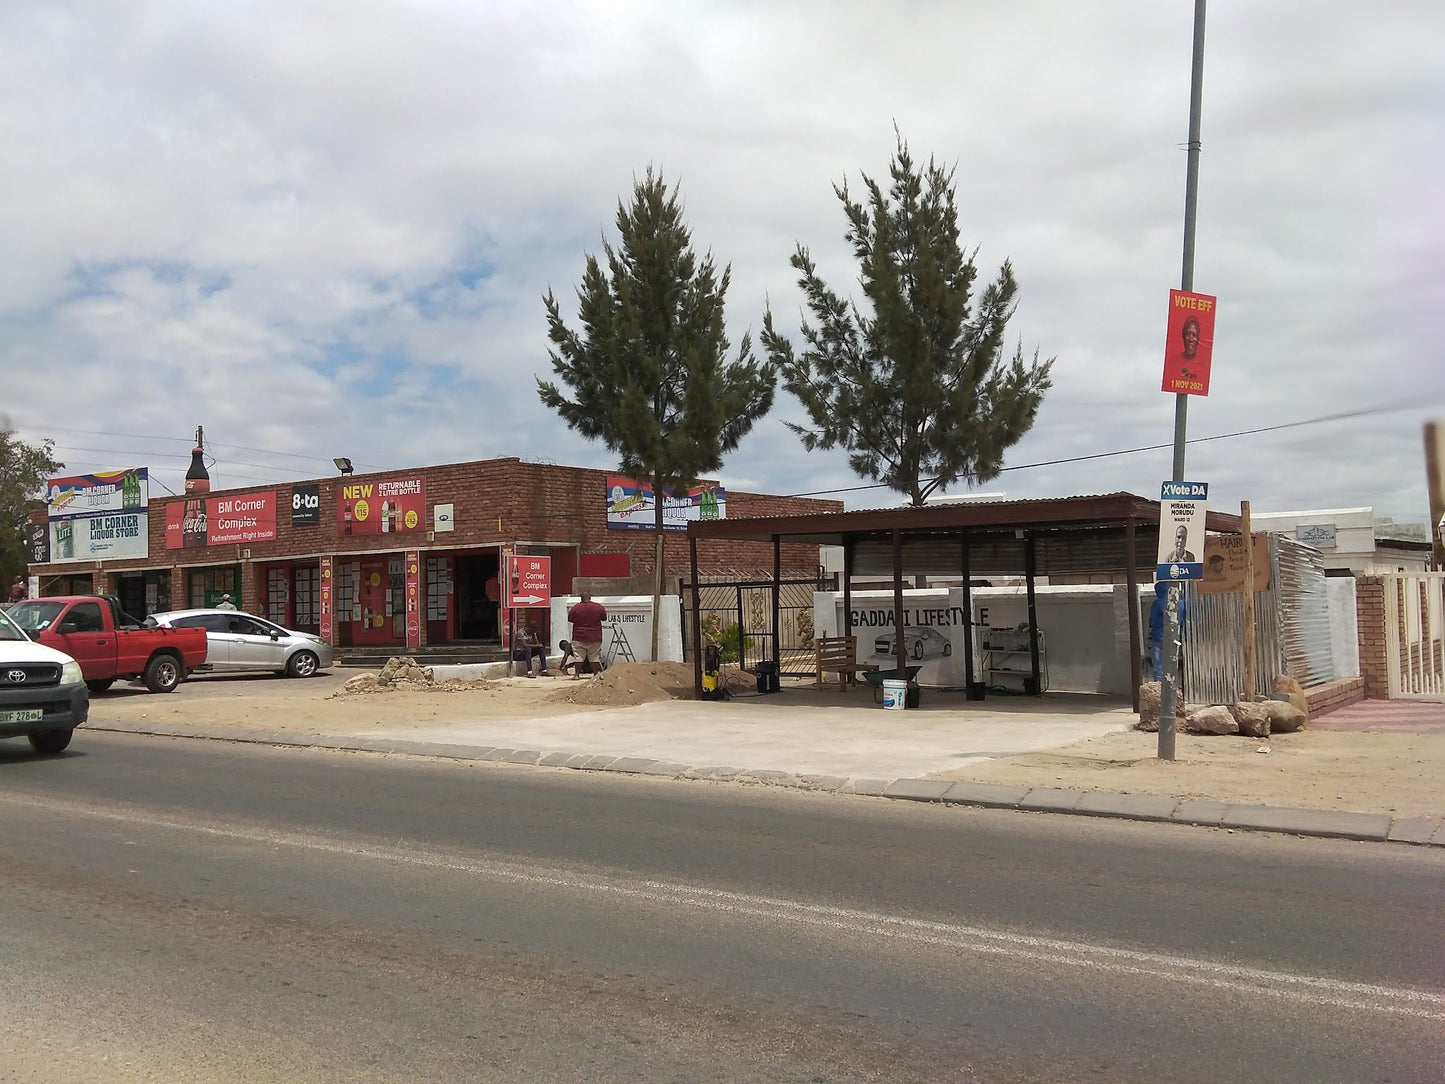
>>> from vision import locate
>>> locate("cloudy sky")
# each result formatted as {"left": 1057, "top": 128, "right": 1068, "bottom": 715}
{"left": 2, "top": 1, "right": 1440, "bottom": 525}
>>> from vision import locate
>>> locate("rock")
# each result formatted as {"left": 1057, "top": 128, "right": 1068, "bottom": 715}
{"left": 1230, "top": 701, "right": 1271, "bottom": 738}
{"left": 1137, "top": 681, "right": 1161, "bottom": 731}
{"left": 1272, "top": 674, "right": 1304, "bottom": 696}
{"left": 344, "top": 673, "right": 380, "bottom": 692}
{"left": 1264, "top": 700, "right": 1307, "bottom": 733}
{"left": 378, "top": 656, "right": 415, "bottom": 684}
{"left": 1184, "top": 705, "right": 1239, "bottom": 735}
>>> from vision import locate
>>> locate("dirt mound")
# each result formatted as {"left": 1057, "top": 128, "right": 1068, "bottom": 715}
{"left": 547, "top": 661, "right": 700, "bottom": 708}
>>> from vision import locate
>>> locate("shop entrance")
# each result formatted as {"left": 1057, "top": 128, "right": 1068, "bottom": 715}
{"left": 116, "top": 574, "right": 147, "bottom": 620}
{"left": 454, "top": 552, "right": 500, "bottom": 640}
{"left": 352, "top": 558, "right": 393, "bottom": 646}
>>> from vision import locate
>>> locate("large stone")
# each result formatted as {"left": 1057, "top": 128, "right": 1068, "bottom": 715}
{"left": 344, "top": 672, "right": 380, "bottom": 692}
{"left": 1264, "top": 700, "right": 1307, "bottom": 733}
{"left": 1184, "top": 705, "right": 1239, "bottom": 735}
{"left": 1230, "top": 701, "right": 1271, "bottom": 738}
{"left": 1137, "top": 681, "right": 1161, "bottom": 731}
{"left": 378, "top": 656, "right": 414, "bottom": 684}
{"left": 1272, "top": 674, "right": 1305, "bottom": 696}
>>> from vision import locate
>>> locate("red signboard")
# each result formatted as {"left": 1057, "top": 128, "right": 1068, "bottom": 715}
{"left": 404, "top": 550, "right": 421, "bottom": 648}
{"left": 319, "top": 556, "right": 334, "bottom": 644}
{"left": 165, "top": 492, "right": 278, "bottom": 549}
{"left": 1161, "top": 289, "right": 1217, "bottom": 396}
{"left": 337, "top": 477, "right": 426, "bottom": 536}
{"left": 504, "top": 554, "right": 551, "bottom": 609}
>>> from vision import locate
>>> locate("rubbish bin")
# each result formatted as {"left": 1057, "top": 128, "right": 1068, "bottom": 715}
{"left": 754, "top": 659, "right": 780, "bottom": 695}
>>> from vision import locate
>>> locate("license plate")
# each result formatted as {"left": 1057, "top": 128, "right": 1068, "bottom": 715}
{"left": 0, "top": 709, "right": 44, "bottom": 723}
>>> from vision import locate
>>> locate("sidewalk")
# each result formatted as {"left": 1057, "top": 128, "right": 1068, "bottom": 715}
{"left": 83, "top": 669, "right": 1445, "bottom": 847}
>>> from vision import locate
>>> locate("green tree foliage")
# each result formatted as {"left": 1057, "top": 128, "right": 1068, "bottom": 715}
{"left": 0, "top": 426, "right": 62, "bottom": 587}
{"left": 539, "top": 169, "right": 775, "bottom": 654}
{"left": 761, "top": 136, "right": 1054, "bottom": 505}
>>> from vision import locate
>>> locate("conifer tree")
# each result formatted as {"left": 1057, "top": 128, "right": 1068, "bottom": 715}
{"left": 761, "top": 136, "right": 1053, "bottom": 505}
{"left": 539, "top": 170, "right": 774, "bottom": 656}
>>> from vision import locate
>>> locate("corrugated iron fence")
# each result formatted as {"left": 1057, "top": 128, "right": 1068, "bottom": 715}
{"left": 1182, "top": 535, "right": 1335, "bottom": 704}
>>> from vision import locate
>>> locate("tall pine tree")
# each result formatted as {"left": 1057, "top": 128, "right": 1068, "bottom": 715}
{"left": 761, "top": 136, "right": 1053, "bottom": 505}
{"left": 539, "top": 170, "right": 775, "bottom": 656}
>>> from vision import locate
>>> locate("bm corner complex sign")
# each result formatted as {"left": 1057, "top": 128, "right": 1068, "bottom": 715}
{"left": 46, "top": 468, "right": 150, "bottom": 563}
{"left": 166, "top": 492, "right": 278, "bottom": 549}
{"left": 1161, "top": 290, "right": 1217, "bottom": 396}
{"left": 606, "top": 475, "right": 725, "bottom": 532}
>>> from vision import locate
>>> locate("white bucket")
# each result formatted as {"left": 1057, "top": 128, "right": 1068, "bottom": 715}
{"left": 881, "top": 679, "right": 908, "bottom": 710}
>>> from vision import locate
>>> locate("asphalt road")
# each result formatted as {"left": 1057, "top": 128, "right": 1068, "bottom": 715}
{"left": 2, "top": 731, "right": 1442, "bottom": 1083}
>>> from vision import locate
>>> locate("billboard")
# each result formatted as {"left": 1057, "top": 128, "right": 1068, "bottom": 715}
{"left": 606, "top": 475, "right": 725, "bottom": 532}
{"left": 291, "top": 484, "right": 321, "bottom": 527}
{"left": 337, "top": 477, "right": 426, "bottom": 536}
{"left": 165, "top": 492, "right": 278, "bottom": 548}
{"left": 45, "top": 468, "right": 150, "bottom": 563}
{"left": 24, "top": 522, "right": 50, "bottom": 564}
{"left": 1161, "top": 289, "right": 1217, "bottom": 396}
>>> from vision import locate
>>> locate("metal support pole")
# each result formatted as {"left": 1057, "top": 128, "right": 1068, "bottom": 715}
{"left": 892, "top": 529, "right": 906, "bottom": 681}
{"left": 690, "top": 535, "right": 703, "bottom": 699}
{"left": 1241, "top": 501, "right": 1257, "bottom": 702}
{"left": 961, "top": 535, "right": 978, "bottom": 699}
{"left": 1024, "top": 533, "right": 1042, "bottom": 696}
{"left": 1125, "top": 518, "right": 1142, "bottom": 712}
{"left": 842, "top": 536, "right": 854, "bottom": 640}
{"left": 772, "top": 535, "right": 781, "bottom": 669}
{"left": 1160, "top": 0, "right": 1207, "bottom": 761}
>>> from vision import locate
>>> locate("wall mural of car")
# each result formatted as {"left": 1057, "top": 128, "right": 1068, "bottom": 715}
{"left": 871, "top": 626, "right": 953, "bottom": 661}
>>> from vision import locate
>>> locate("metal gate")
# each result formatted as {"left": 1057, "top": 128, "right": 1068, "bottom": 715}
{"left": 681, "top": 577, "right": 828, "bottom": 679}
{"left": 1382, "top": 571, "right": 1445, "bottom": 700}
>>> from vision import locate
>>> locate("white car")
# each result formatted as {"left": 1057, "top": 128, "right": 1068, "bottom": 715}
{"left": 872, "top": 626, "right": 953, "bottom": 661}
{"left": 0, "top": 607, "right": 88, "bottom": 754}
{"left": 149, "top": 609, "right": 335, "bottom": 678}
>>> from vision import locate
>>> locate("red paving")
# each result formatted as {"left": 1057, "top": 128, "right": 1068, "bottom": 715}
{"left": 1311, "top": 698, "right": 1445, "bottom": 733}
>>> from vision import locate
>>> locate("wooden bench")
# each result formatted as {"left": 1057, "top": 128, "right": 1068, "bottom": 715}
{"left": 815, "top": 635, "right": 878, "bottom": 690}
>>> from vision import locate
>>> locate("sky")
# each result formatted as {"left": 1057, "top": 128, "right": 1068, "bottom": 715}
{"left": 2, "top": 1, "right": 1440, "bottom": 526}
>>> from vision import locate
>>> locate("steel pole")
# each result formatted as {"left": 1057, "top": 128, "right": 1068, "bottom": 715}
{"left": 1159, "top": 0, "right": 1207, "bottom": 761}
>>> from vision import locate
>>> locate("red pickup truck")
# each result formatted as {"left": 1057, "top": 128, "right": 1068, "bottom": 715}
{"left": 7, "top": 595, "right": 209, "bottom": 693}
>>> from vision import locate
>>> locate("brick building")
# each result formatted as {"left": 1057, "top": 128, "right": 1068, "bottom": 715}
{"left": 26, "top": 457, "right": 839, "bottom": 650}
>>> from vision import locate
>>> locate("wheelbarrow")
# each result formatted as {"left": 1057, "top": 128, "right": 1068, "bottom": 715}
{"left": 861, "top": 666, "right": 922, "bottom": 704}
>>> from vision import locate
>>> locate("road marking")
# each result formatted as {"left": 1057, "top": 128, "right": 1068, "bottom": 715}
{"left": 8, "top": 792, "right": 1444, "bottom": 1020}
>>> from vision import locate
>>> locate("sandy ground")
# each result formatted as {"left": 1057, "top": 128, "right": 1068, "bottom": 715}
{"left": 87, "top": 664, "right": 1445, "bottom": 819}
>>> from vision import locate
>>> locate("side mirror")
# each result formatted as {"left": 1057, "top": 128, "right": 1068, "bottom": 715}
{"left": 57, "top": 620, "right": 79, "bottom": 634}
{"left": 270, "top": 631, "right": 281, "bottom": 641}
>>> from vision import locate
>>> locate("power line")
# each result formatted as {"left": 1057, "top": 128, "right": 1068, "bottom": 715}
{"left": 17, "top": 424, "right": 387, "bottom": 472}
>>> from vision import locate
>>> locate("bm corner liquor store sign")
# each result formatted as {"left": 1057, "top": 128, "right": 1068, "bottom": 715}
{"left": 46, "top": 468, "right": 150, "bottom": 563}
{"left": 337, "top": 477, "right": 426, "bottom": 535}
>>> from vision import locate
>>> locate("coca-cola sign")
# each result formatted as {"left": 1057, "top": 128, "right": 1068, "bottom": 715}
{"left": 166, "top": 492, "right": 278, "bottom": 549}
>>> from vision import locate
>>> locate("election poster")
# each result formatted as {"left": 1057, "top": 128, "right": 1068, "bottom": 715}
{"left": 1156, "top": 481, "right": 1208, "bottom": 581}
{"left": 1161, "top": 289, "right": 1217, "bottom": 396}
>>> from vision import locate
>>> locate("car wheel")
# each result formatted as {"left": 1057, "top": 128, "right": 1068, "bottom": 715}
{"left": 29, "top": 729, "right": 72, "bottom": 755}
{"left": 144, "top": 653, "right": 182, "bottom": 693}
{"left": 943, "top": 643, "right": 952, "bottom": 657}
{"left": 911, "top": 640, "right": 924, "bottom": 660}
{"left": 86, "top": 678, "right": 115, "bottom": 694}
{"left": 287, "top": 651, "right": 319, "bottom": 678}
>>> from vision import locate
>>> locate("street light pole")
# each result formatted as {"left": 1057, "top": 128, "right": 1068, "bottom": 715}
{"left": 1159, "top": 0, "right": 1208, "bottom": 761}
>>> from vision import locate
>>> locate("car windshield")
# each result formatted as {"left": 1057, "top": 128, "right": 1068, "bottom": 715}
{"left": 7, "top": 600, "right": 66, "bottom": 635}
{"left": 0, "top": 608, "right": 31, "bottom": 642}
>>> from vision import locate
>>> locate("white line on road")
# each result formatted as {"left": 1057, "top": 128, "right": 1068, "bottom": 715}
{"left": 8, "top": 792, "right": 1443, "bottom": 1020}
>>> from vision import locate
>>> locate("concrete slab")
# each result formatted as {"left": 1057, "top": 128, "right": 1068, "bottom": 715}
{"left": 1018, "top": 788, "right": 1084, "bottom": 812}
{"left": 505, "top": 750, "right": 543, "bottom": 765}
{"left": 363, "top": 694, "right": 1134, "bottom": 781}
{"left": 1386, "top": 817, "right": 1442, "bottom": 845}
{"left": 1432, "top": 820, "right": 1445, "bottom": 847}
{"left": 883, "top": 779, "right": 954, "bottom": 802}
{"left": 638, "top": 761, "right": 689, "bottom": 777}
{"left": 1172, "top": 800, "right": 1228, "bottom": 827}
{"left": 940, "top": 782, "right": 1029, "bottom": 808}
{"left": 1221, "top": 805, "right": 1392, "bottom": 841}
{"left": 1074, "top": 791, "right": 1180, "bottom": 822}
{"left": 601, "top": 757, "right": 658, "bottom": 774}
{"left": 846, "top": 778, "right": 892, "bottom": 796}
{"left": 538, "top": 752, "right": 574, "bottom": 767}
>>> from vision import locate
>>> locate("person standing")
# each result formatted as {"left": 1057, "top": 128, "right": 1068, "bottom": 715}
{"left": 1147, "top": 581, "right": 1188, "bottom": 683}
{"left": 216, "top": 593, "right": 238, "bottom": 611}
{"left": 566, "top": 592, "right": 607, "bottom": 680}
{"left": 8, "top": 576, "right": 26, "bottom": 603}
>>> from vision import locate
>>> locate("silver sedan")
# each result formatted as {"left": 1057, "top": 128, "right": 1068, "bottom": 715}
{"left": 149, "top": 609, "right": 335, "bottom": 678}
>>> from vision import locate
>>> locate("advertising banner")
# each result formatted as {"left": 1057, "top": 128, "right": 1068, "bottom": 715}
{"left": 47, "top": 468, "right": 149, "bottom": 519}
{"left": 1198, "top": 533, "right": 1271, "bottom": 595}
{"left": 291, "top": 484, "right": 321, "bottom": 527}
{"left": 337, "top": 477, "right": 425, "bottom": 536}
{"left": 405, "top": 550, "right": 421, "bottom": 648}
{"left": 606, "top": 475, "right": 725, "bottom": 532}
{"left": 843, "top": 596, "right": 972, "bottom": 687}
{"left": 49, "top": 511, "right": 149, "bottom": 563}
{"left": 24, "top": 522, "right": 49, "bottom": 564}
{"left": 1156, "top": 481, "right": 1209, "bottom": 581}
{"left": 1161, "top": 289, "right": 1217, "bottom": 396}
{"left": 165, "top": 492, "right": 278, "bottom": 549}
{"left": 319, "top": 557, "right": 334, "bottom": 644}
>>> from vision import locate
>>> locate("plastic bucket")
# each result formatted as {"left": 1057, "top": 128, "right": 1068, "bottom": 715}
{"left": 881, "top": 679, "right": 908, "bottom": 710}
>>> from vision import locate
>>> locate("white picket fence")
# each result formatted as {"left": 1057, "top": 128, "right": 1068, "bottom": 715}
{"left": 1382, "top": 571, "right": 1445, "bottom": 700}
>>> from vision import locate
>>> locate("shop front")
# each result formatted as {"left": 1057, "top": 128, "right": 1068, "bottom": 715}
{"left": 115, "top": 569, "right": 172, "bottom": 619}
{"left": 260, "top": 560, "right": 322, "bottom": 633}
{"left": 187, "top": 565, "right": 241, "bottom": 609}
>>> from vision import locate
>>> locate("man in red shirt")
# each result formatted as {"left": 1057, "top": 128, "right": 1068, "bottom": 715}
{"left": 566, "top": 592, "right": 607, "bottom": 679}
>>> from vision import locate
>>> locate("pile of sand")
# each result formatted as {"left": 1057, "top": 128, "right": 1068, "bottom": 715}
{"left": 547, "top": 662, "right": 700, "bottom": 707}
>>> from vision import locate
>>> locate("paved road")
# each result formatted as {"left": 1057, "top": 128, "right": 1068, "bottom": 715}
{"left": 2, "top": 732, "right": 1442, "bottom": 1082}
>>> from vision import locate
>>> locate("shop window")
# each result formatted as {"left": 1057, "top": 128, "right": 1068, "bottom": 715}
{"left": 426, "top": 557, "right": 450, "bottom": 620}
{"left": 293, "top": 567, "right": 319, "bottom": 629}
{"left": 267, "top": 569, "right": 289, "bottom": 625}
{"left": 190, "top": 567, "right": 238, "bottom": 609}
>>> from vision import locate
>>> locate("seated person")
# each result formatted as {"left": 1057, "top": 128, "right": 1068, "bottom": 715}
{"left": 513, "top": 622, "right": 550, "bottom": 678}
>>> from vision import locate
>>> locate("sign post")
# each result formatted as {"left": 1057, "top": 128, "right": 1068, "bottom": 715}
{"left": 1156, "top": 480, "right": 1208, "bottom": 760}
{"left": 502, "top": 555, "right": 552, "bottom": 676}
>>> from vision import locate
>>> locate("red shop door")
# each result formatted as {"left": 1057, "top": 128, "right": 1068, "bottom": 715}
{"left": 352, "top": 560, "right": 393, "bottom": 646}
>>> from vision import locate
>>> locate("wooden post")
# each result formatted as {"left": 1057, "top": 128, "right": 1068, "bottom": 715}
{"left": 772, "top": 535, "right": 781, "bottom": 670}
{"left": 1426, "top": 421, "right": 1445, "bottom": 570}
{"left": 892, "top": 529, "right": 906, "bottom": 681}
{"left": 689, "top": 535, "right": 703, "bottom": 699}
{"left": 1241, "top": 500, "right": 1257, "bottom": 702}
{"left": 842, "top": 536, "right": 854, "bottom": 639}
{"left": 1024, "top": 533, "right": 1042, "bottom": 696}
{"left": 1125, "top": 518, "right": 1142, "bottom": 712}
{"left": 961, "top": 534, "right": 978, "bottom": 699}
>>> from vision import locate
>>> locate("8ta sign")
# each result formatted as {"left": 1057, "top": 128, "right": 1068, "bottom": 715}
{"left": 504, "top": 555, "right": 551, "bottom": 609}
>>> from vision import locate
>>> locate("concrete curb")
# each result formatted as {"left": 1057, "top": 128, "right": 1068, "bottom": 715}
{"left": 86, "top": 723, "right": 1445, "bottom": 848}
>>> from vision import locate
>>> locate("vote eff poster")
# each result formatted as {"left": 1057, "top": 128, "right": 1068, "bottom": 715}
{"left": 1161, "top": 289, "right": 1217, "bottom": 396}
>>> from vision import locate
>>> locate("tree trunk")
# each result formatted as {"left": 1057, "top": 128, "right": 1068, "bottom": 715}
{"left": 651, "top": 473, "right": 665, "bottom": 660}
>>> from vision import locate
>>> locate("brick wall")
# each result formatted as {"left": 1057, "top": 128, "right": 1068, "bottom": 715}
{"left": 1354, "top": 575, "right": 1388, "bottom": 698}
{"left": 1305, "top": 676, "right": 1365, "bottom": 716}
